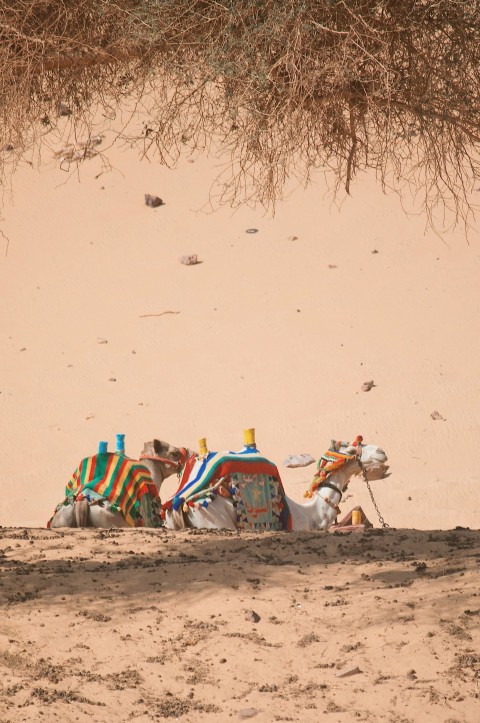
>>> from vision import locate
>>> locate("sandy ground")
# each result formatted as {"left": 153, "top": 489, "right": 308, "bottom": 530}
{"left": 0, "top": 526, "right": 479, "bottom": 722}
{"left": 0, "top": 114, "right": 479, "bottom": 722}
{"left": 1, "top": 119, "right": 480, "bottom": 530}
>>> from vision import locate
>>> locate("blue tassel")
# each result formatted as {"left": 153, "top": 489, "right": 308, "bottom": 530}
{"left": 172, "top": 496, "right": 184, "bottom": 512}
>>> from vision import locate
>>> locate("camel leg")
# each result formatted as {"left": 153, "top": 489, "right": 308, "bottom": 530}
{"left": 74, "top": 499, "right": 89, "bottom": 527}
{"left": 88, "top": 506, "right": 129, "bottom": 528}
{"left": 164, "top": 509, "right": 187, "bottom": 530}
{"left": 50, "top": 505, "right": 76, "bottom": 528}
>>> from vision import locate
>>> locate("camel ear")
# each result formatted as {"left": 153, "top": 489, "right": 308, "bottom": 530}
{"left": 153, "top": 439, "right": 164, "bottom": 455}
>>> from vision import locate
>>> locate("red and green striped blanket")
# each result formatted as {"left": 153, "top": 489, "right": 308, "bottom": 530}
{"left": 54, "top": 452, "right": 159, "bottom": 527}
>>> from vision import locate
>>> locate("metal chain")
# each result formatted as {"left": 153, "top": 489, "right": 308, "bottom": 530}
{"left": 362, "top": 467, "right": 389, "bottom": 528}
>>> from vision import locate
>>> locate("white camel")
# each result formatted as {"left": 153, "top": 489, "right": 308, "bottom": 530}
{"left": 164, "top": 442, "right": 388, "bottom": 532}
{"left": 49, "top": 439, "right": 187, "bottom": 528}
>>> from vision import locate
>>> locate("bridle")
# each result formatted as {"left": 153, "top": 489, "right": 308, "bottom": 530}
{"left": 139, "top": 447, "right": 189, "bottom": 472}
{"left": 307, "top": 447, "right": 363, "bottom": 514}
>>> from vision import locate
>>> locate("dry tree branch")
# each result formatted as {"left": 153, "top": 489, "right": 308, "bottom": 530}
{"left": 1, "top": 0, "right": 480, "bottom": 232}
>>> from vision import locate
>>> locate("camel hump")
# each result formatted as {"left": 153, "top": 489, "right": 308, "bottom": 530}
{"left": 74, "top": 499, "right": 90, "bottom": 528}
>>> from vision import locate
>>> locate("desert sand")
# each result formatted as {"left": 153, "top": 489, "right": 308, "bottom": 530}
{"left": 0, "top": 117, "right": 479, "bottom": 721}
{"left": 0, "top": 526, "right": 479, "bottom": 722}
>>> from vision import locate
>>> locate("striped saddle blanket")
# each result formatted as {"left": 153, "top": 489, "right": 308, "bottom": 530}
{"left": 48, "top": 452, "right": 161, "bottom": 527}
{"left": 162, "top": 448, "right": 292, "bottom": 531}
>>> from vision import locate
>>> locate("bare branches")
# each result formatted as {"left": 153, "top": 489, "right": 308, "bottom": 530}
{"left": 1, "top": 0, "right": 480, "bottom": 230}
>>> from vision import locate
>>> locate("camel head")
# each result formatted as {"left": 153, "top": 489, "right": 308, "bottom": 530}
{"left": 339, "top": 442, "right": 389, "bottom": 481}
{"left": 140, "top": 439, "right": 189, "bottom": 481}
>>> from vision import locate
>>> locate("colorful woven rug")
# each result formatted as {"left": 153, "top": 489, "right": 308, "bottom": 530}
{"left": 162, "top": 448, "right": 292, "bottom": 531}
{"left": 48, "top": 453, "right": 161, "bottom": 527}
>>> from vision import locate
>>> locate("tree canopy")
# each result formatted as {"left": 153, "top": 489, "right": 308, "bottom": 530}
{"left": 1, "top": 0, "right": 480, "bottom": 228}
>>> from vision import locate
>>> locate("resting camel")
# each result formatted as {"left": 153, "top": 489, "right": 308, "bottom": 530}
{"left": 49, "top": 439, "right": 187, "bottom": 528}
{"left": 164, "top": 441, "right": 388, "bottom": 532}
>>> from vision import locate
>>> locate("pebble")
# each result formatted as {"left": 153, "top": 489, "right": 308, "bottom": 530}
{"left": 144, "top": 194, "right": 164, "bottom": 207}
{"left": 179, "top": 254, "right": 199, "bottom": 265}
{"left": 245, "top": 228, "right": 258, "bottom": 234}
{"left": 361, "top": 380, "right": 374, "bottom": 392}
{"left": 244, "top": 610, "right": 261, "bottom": 623}
{"left": 431, "top": 410, "right": 445, "bottom": 421}
{"left": 108, "top": 378, "right": 117, "bottom": 382}
{"left": 97, "top": 338, "right": 108, "bottom": 344}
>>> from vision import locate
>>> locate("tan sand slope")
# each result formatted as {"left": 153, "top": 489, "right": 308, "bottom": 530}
{"left": 0, "top": 527, "right": 479, "bottom": 722}
{"left": 1, "top": 126, "right": 480, "bottom": 529}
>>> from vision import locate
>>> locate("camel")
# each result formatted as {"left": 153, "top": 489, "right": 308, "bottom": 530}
{"left": 49, "top": 439, "right": 187, "bottom": 528}
{"left": 164, "top": 441, "right": 388, "bottom": 532}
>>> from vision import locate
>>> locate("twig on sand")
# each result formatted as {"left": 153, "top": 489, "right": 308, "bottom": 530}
{"left": 139, "top": 311, "right": 180, "bottom": 318}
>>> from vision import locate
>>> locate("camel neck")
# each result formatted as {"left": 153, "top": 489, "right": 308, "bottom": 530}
{"left": 140, "top": 458, "right": 167, "bottom": 492}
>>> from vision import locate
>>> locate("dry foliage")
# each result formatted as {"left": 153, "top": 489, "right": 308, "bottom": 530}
{"left": 1, "top": 0, "right": 480, "bottom": 228}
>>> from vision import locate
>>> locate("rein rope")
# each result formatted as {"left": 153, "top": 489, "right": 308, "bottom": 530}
{"left": 139, "top": 454, "right": 179, "bottom": 467}
{"left": 359, "top": 461, "right": 389, "bottom": 528}
{"left": 139, "top": 447, "right": 188, "bottom": 474}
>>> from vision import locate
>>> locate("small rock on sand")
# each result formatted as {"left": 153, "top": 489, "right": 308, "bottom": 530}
{"left": 179, "top": 254, "right": 200, "bottom": 265}
{"left": 431, "top": 410, "right": 445, "bottom": 421}
{"left": 144, "top": 194, "right": 164, "bottom": 208}
{"left": 244, "top": 610, "right": 261, "bottom": 623}
{"left": 361, "top": 380, "right": 374, "bottom": 392}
